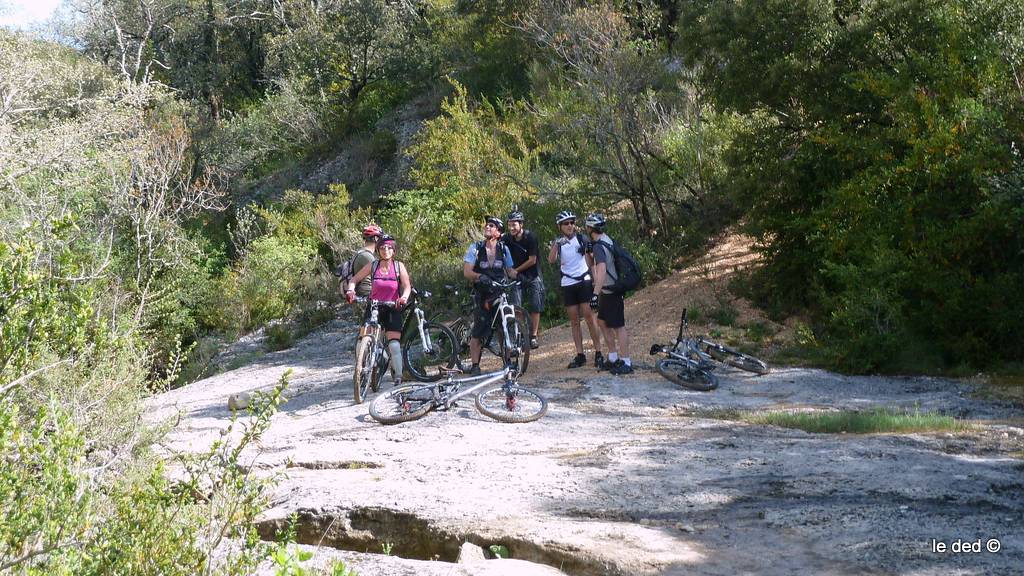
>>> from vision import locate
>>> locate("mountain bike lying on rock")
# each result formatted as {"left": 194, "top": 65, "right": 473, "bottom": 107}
{"left": 650, "top": 308, "right": 770, "bottom": 391}
{"left": 438, "top": 280, "right": 531, "bottom": 377}
{"left": 369, "top": 365, "right": 547, "bottom": 425}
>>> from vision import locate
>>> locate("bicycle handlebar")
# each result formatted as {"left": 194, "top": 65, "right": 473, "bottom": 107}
{"left": 354, "top": 298, "right": 399, "bottom": 307}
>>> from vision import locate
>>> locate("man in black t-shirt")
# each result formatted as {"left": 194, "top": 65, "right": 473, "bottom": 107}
{"left": 503, "top": 207, "right": 544, "bottom": 349}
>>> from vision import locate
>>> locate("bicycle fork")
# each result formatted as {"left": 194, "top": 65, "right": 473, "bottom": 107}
{"left": 415, "top": 307, "right": 433, "bottom": 352}
{"left": 499, "top": 304, "right": 518, "bottom": 358}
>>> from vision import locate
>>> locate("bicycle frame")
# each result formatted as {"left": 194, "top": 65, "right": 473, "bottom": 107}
{"left": 488, "top": 281, "right": 521, "bottom": 358}
{"left": 656, "top": 309, "right": 715, "bottom": 369}
{"left": 356, "top": 298, "right": 398, "bottom": 383}
{"left": 424, "top": 366, "right": 514, "bottom": 411}
{"left": 395, "top": 290, "right": 435, "bottom": 356}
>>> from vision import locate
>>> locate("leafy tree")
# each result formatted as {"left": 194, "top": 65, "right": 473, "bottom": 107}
{"left": 519, "top": 1, "right": 697, "bottom": 236}
{"left": 409, "top": 79, "right": 546, "bottom": 220}
{"left": 265, "top": 0, "right": 428, "bottom": 116}
{"left": 679, "top": 0, "right": 1024, "bottom": 369}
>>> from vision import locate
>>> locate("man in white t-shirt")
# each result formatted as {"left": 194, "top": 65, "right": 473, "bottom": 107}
{"left": 547, "top": 210, "right": 603, "bottom": 369}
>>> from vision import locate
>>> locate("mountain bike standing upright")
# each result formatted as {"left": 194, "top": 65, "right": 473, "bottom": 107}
{"left": 400, "top": 289, "right": 460, "bottom": 382}
{"left": 352, "top": 299, "right": 397, "bottom": 404}
{"left": 650, "top": 308, "right": 770, "bottom": 391}
{"left": 353, "top": 292, "right": 461, "bottom": 403}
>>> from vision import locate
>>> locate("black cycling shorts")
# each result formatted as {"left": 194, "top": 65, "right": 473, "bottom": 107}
{"left": 366, "top": 305, "right": 403, "bottom": 333}
{"left": 471, "top": 297, "right": 500, "bottom": 340}
{"left": 597, "top": 293, "right": 625, "bottom": 328}
{"left": 561, "top": 281, "right": 594, "bottom": 307}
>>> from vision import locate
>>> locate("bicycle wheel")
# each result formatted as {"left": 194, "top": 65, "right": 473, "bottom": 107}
{"left": 655, "top": 358, "right": 718, "bottom": 391}
{"left": 499, "top": 307, "right": 531, "bottom": 377}
{"left": 403, "top": 321, "right": 459, "bottom": 382}
{"left": 705, "top": 343, "right": 770, "bottom": 375}
{"left": 353, "top": 335, "right": 377, "bottom": 404}
{"left": 369, "top": 385, "right": 434, "bottom": 424}
{"left": 475, "top": 384, "right": 548, "bottom": 423}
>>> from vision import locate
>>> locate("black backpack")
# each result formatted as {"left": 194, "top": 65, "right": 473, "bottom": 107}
{"left": 597, "top": 239, "right": 642, "bottom": 294}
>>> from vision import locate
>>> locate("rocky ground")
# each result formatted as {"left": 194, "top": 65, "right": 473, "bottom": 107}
{"left": 150, "top": 237, "right": 1023, "bottom": 576}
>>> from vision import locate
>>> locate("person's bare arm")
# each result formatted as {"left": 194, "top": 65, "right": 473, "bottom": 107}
{"left": 547, "top": 240, "right": 559, "bottom": 264}
{"left": 346, "top": 262, "right": 373, "bottom": 293}
{"left": 593, "top": 261, "right": 607, "bottom": 293}
{"left": 517, "top": 255, "right": 537, "bottom": 273}
{"left": 463, "top": 261, "right": 479, "bottom": 282}
{"left": 398, "top": 263, "right": 412, "bottom": 301}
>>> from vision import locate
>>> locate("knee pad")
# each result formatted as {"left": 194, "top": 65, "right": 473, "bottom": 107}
{"left": 387, "top": 339, "right": 403, "bottom": 375}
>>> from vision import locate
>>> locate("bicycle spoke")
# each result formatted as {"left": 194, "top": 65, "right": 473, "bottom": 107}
{"left": 475, "top": 384, "right": 547, "bottom": 423}
{"left": 369, "top": 385, "right": 434, "bottom": 424}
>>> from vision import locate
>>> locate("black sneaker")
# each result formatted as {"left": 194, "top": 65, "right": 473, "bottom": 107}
{"left": 567, "top": 353, "right": 586, "bottom": 369}
{"left": 594, "top": 351, "right": 605, "bottom": 370}
{"left": 530, "top": 336, "right": 539, "bottom": 350}
{"left": 469, "top": 364, "right": 481, "bottom": 376}
{"left": 610, "top": 361, "right": 634, "bottom": 375}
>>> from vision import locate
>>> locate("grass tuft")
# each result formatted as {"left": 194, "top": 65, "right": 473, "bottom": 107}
{"left": 743, "top": 407, "right": 968, "bottom": 434}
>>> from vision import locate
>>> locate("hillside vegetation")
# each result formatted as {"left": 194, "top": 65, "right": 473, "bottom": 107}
{"left": 2, "top": 1, "right": 1023, "bottom": 573}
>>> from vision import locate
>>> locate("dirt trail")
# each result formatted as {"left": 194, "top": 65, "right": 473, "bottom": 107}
{"left": 528, "top": 233, "right": 766, "bottom": 378}
{"left": 151, "top": 234, "right": 1023, "bottom": 576}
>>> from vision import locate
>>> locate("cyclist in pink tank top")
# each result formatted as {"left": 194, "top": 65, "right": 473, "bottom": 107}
{"left": 370, "top": 258, "right": 401, "bottom": 302}
{"left": 345, "top": 234, "right": 412, "bottom": 387}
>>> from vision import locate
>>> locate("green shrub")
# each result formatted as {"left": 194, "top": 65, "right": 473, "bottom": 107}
{"left": 266, "top": 324, "right": 295, "bottom": 352}
{"left": 213, "top": 236, "right": 317, "bottom": 332}
{"left": 368, "top": 130, "right": 398, "bottom": 162}
{"left": 682, "top": 1, "right": 1024, "bottom": 371}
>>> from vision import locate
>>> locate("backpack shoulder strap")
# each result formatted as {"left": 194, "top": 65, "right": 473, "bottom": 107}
{"left": 370, "top": 259, "right": 381, "bottom": 279}
{"left": 596, "top": 238, "right": 617, "bottom": 278}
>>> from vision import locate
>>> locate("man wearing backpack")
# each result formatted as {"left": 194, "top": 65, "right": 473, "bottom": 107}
{"left": 586, "top": 213, "right": 633, "bottom": 375}
{"left": 463, "top": 216, "right": 515, "bottom": 375}
{"left": 337, "top": 225, "right": 381, "bottom": 331}
{"left": 502, "top": 207, "right": 543, "bottom": 350}
{"left": 351, "top": 224, "right": 381, "bottom": 297}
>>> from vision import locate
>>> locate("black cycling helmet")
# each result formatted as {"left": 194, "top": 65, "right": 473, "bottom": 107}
{"left": 377, "top": 234, "right": 396, "bottom": 248}
{"left": 584, "top": 213, "right": 606, "bottom": 231}
{"left": 507, "top": 205, "right": 525, "bottom": 223}
{"left": 555, "top": 210, "right": 576, "bottom": 225}
{"left": 485, "top": 215, "right": 504, "bottom": 232}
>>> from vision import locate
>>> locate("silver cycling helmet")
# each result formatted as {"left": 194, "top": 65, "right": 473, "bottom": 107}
{"left": 507, "top": 206, "right": 525, "bottom": 222}
{"left": 584, "top": 213, "right": 606, "bottom": 231}
{"left": 484, "top": 215, "right": 504, "bottom": 232}
{"left": 555, "top": 210, "right": 576, "bottom": 225}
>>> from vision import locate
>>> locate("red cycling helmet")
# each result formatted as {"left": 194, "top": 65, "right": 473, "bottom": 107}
{"left": 362, "top": 224, "right": 383, "bottom": 239}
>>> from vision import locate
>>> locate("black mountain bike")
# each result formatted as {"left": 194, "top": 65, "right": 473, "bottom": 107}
{"left": 650, "top": 308, "right": 770, "bottom": 391}
{"left": 353, "top": 291, "right": 460, "bottom": 403}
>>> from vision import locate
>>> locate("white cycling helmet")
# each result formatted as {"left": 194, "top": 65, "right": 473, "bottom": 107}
{"left": 584, "top": 213, "right": 606, "bottom": 230}
{"left": 555, "top": 210, "right": 576, "bottom": 224}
